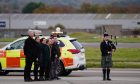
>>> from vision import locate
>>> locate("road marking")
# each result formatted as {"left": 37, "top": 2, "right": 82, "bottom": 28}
{"left": 0, "top": 76, "right": 140, "bottom": 82}
{"left": 62, "top": 77, "right": 140, "bottom": 81}
{"left": 73, "top": 70, "right": 140, "bottom": 74}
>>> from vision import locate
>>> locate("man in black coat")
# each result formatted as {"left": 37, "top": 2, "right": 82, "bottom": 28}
{"left": 33, "top": 36, "right": 41, "bottom": 81}
{"left": 23, "top": 30, "right": 37, "bottom": 82}
{"left": 100, "top": 34, "right": 116, "bottom": 81}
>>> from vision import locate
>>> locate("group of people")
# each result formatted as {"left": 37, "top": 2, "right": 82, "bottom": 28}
{"left": 23, "top": 30, "right": 61, "bottom": 82}
{"left": 23, "top": 29, "right": 116, "bottom": 82}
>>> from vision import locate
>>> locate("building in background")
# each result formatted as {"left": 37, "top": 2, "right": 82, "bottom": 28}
{"left": 0, "top": 14, "right": 140, "bottom": 37}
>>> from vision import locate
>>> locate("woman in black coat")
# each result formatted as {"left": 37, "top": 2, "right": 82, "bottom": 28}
{"left": 100, "top": 34, "right": 116, "bottom": 81}
{"left": 39, "top": 38, "right": 51, "bottom": 81}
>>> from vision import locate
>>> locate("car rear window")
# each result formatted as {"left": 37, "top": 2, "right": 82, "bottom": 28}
{"left": 70, "top": 40, "right": 83, "bottom": 50}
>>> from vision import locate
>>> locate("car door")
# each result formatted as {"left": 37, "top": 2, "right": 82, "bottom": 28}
{"left": 6, "top": 40, "right": 25, "bottom": 68}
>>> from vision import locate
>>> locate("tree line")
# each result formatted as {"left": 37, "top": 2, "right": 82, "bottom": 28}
{"left": 22, "top": 2, "right": 140, "bottom": 13}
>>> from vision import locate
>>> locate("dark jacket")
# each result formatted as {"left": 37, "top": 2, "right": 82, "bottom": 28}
{"left": 51, "top": 42, "right": 61, "bottom": 61}
{"left": 34, "top": 42, "right": 41, "bottom": 59}
{"left": 40, "top": 43, "right": 51, "bottom": 67}
{"left": 100, "top": 40, "right": 116, "bottom": 56}
{"left": 23, "top": 36, "right": 37, "bottom": 58}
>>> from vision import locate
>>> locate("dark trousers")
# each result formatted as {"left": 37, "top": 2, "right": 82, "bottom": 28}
{"left": 39, "top": 66, "right": 44, "bottom": 78}
{"left": 34, "top": 60, "right": 39, "bottom": 79}
{"left": 45, "top": 62, "right": 51, "bottom": 79}
{"left": 24, "top": 56, "right": 34, "bottom": 80}
{"left": 39, "top": 61, "right": 51, "bottom": 79}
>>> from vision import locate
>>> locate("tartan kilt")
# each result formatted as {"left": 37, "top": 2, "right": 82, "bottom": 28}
{"left": 101, "top": 54, "right": 113, "bottom": 68}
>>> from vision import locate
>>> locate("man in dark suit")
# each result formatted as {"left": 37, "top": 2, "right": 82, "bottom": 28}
{"left": 23, "top": 30, "right": 37, "bottom": 82}
{"left": 100, "top": 34, "right": 116, "bottom": 81}
{"left": 34, "top": 36, "right": 41, "bottom": 81}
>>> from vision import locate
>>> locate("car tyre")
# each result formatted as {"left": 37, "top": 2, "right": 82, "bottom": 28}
{"left": 0, "top": 63, "right": 9, "bottom": 75}
{"left": 62, "top": 70, "right": 72, "bottom": 76}
{"left": 56, "top": 61, "right": 65, "bottom": 76}
{"left": 0, "top": 70, "right": 9, "bottom": 76}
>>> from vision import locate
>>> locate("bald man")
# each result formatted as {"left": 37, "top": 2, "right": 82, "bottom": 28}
{"left": 23, "top": 30, "right": 37, "bottom": 82}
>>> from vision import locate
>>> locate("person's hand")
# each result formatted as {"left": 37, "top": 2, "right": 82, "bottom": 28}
{"left": 55, "top": 55, "right": 58, "bottom": 58}
{"left": 108, "top": 51, "right": 111, "bottom": 54}
{"left": 36, "top": 58, "right": 38, "bottom": 61}
{"left": 112, "top": 49, "right": 116, "bottom": 52}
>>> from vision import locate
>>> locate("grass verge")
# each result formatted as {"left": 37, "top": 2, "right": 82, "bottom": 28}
{"left": 0, "top": 38, "right": 17, "bottom": 42}
{"left": 1, "top": 32, "right": 140, "bottom": 43}
{"left": 85, "top": 47, "right": 140, "bottom": 68}
{"left": 70, "top": 32, "right": 140, "bottom": 43}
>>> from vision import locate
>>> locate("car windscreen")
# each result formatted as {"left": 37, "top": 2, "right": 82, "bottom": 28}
{"left": 70, "top": 40, "right": 83, "bottom": 50}
{"left": 10, "top": 40, "right": 25, "bottom": 49}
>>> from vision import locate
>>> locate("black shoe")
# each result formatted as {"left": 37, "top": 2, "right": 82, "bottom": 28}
{"left": 39, "top": 77, "right": 44, "bottom": 81}
{"left": 24, "top": 80, "right": 31, "bottom": 82}
{"left": 50, "top": 78, "right": 54, "bottom": 80}
{"left": 54, "top": 77, "right": 61, "bottom": 80}
{"left": 107, "top": 78, "right": 111, "bottom": 81}
{"left": 103, "top": 78, "right": 106, "bottom": 81}
{"left": 30, "top": 78, "right": 34, "bottom": 81}
{"left": 45, "top": 78, "right": 52, "bottom": 81}
{"left": 34, "top": 78, "right": 39, "bottom": 81}
{"left": 24, "top": 78, "right": 33, "bottom": 82}
{"left": 24, "top": 79, "right": 30, "bottom": 82}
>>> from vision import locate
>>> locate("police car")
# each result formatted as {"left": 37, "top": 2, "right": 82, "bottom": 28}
{"left": 0, "top": 29, "right": 86, "bottom": 76}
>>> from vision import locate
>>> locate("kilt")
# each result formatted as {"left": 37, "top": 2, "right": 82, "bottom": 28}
{"left": 101, "top": 54, "right": 113, "bottom": 68}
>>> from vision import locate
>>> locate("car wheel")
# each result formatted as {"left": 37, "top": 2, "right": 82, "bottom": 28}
{"left": 0, "top": 71, "right": 9, "bottom": 76}
{"left": 0, "top": 63, "right": 9, "bottom": 75}
{"left": 56, "top": 61, "right": 65, "bottom": 76}
{"left": 62, "top": 70, "right": 72, "bottom": 76}
{"left": 56, "top": 61, "right": 72, "bottom": 76}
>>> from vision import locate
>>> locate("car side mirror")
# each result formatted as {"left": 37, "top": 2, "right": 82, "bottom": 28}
{"left": 6, "top": 46, "right": 14, "bottom": 50}
{"left": 6, "top": 46, "right": 11, "bottom": 50}
{"left": 80, "top": 48, "right": 85, "bottom": 53}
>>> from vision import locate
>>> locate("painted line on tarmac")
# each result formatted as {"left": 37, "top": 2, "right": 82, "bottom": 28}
{"left": 73, "top": 70, "right": 140, "bottom": 73}
{"left": 62, "top": 77, "right": 140, "bottom": 82}
{"left": 0, "top": 76, "right": 140, "bottom": 82}
{"left": 0, "top": 76, "right": 23, "bottom": 80}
